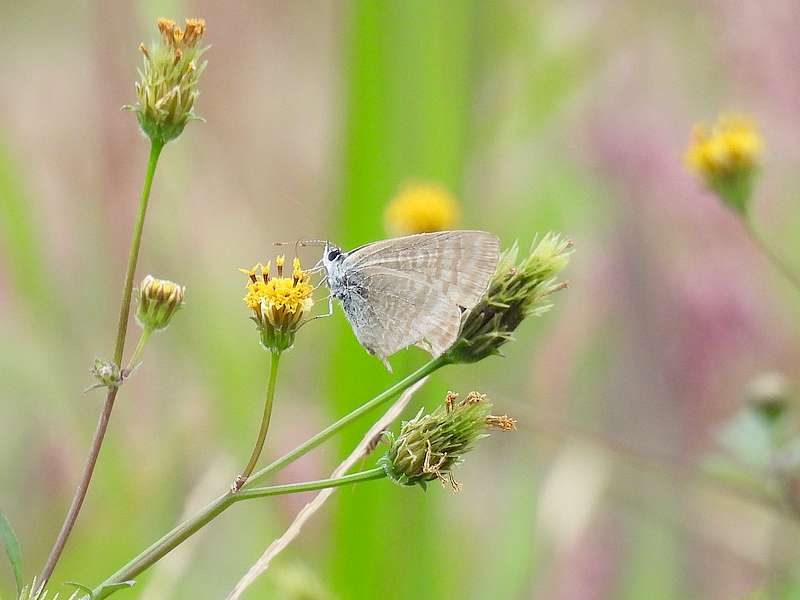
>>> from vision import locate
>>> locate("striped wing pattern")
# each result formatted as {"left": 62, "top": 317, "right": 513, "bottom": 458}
{"left": 340, "top": 231, "right": 500, "bottom": 368}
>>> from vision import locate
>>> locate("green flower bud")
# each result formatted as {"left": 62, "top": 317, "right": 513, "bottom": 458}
{"left": 136, "top": 275, "right": 185, "bottom": 331}
{"left": 444, "top": 234, "right": 571, "bottom": 365}
{"left": 379, "top": 391, "right": 516, "bottom": 491}
{"left": 127, "top": 18, "right": 208, "bottom": 144}
{"left": 747, "top": 372, "right": 792, "bottom": 424}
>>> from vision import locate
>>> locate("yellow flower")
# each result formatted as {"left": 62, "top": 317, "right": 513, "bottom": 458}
{"left": 241, "top": 256, "right": 314, "bottom": 352}
{"left": 685, "top": 113, "right": 763, "bottom": 213}
{"left": 384, "top": 182, "right": 460, "bottom": 236}
{"left": 686, "top": 114, "right": 762, "bottom": 177}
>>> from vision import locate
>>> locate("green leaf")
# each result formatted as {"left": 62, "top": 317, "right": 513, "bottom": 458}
{"left": 0, "top": 511, "right": 23, "bottom": 594}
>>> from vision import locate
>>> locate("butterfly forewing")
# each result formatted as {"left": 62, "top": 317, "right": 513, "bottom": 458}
{"left": 342, "top": 231, "right": 500, "bottom": 308}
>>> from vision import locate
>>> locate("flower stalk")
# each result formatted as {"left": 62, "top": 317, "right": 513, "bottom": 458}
{"left": 88, "top": 468, "right": 386, "bottom": 599}
{"left": 38, "top": 139, "right": 164, "bottom": 590}
{"left": 232, "top": 351, "right": 282, "bottom": 491}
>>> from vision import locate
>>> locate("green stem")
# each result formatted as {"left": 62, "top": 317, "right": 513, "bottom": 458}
{"left": 744, "top": 218, "right": 800, "bottom": 294}
{"left": 89, "top": 356, "right": 447, "bottom": 596}
{"left": 38, "top": 139, "right": 164, "bottom": 590}
{"left": 244, "top": 354, "right": 449, "bottom": 487}
{"left": 89, "top": 469, "right": 386, "bottom": 599}
{"left": 232, "top": 351, "right": 281, "bottom": 491}
{"left": 126, "top": 327, "right": 153, "bottom": 372}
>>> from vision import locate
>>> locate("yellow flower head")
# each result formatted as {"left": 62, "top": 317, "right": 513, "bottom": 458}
{"left": 686, "top": 113, "right": 762, "bottom": 178}
{"left": 384, "top": 181, "right": 460, "bottom": 236}
{"left": 685, "top": 113, "right": 762, "bottom": 213}
{"left": 241, "top": 256, "right": 314, "bottom": 352}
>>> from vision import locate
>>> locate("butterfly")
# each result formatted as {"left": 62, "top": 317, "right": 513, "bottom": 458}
{"left": 319, "top": 230, "right": 500, "bottom": 370}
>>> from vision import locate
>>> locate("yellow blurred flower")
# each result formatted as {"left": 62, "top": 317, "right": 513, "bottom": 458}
{"left": 384, "top": 181, "right": 460, "bottom": 236}
{"left": 685, "top": 113, "right": 763, "bottom": 213}
{"left": 241, "top": 256, "right": 313, "bottom": 352}
{"left": 686, "top": 113, "right": 762, "bottom": 177}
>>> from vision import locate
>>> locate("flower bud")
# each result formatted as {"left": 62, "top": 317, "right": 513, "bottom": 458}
{"left": 384, "top": 181, "right": 460, "bottom": 236}
{"left": 444, "top": 234, "right": 571, "bottom": 365}
{"left": 136, "top": 275, "right": 185, "bottom": 331}
{"left": 241, "top": 256, "right": 314, "bottom": 353}
{"left": 380, "top": 391, "right": 516, "bottom": 491}
{"left": 128, "top": 17, "right": 208, "bottom": 144}
{"left": 685, "top": 113, "right": 762, "bottom": 215}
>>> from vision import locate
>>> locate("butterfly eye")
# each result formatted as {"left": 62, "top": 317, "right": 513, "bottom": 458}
{"left": 327, "top": 249, "right": 340, "bottom": 261}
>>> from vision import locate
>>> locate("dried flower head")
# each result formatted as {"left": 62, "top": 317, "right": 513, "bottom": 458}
{"left": 85, "top": 357, "right": 123, "bottom": 392}
{"left": 444, "top": 234, "right": 571, "bottom": 365}
{"left": 685, "top": 113, "right": 763, "bottom": 214}
{"left": 136, "top": 275, "right": 185, "bottom": 331}
{"left": 241, "top": 256, "right": 314, "bottom": 352}
{"left": 128, "top": 17, "right": 208, "bottom": 144}
{"left": 384, "top": 181, "right": 460, "bottom": 236}
{"left": 380, "top": 391, "right": 516, "bottom": 491}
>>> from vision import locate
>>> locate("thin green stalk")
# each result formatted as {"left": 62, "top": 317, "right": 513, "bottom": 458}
{"left": 245, "top": 354, "right": 449, "bottom": 486}
{"left": 743, "top": 218, "right": 800, "bottom": 294}
{"left": 126, "top": 327, "right": 153, "bottom": 372}
{"left": 38, "top": 139, "right": 164, "bottom": 589}
{"left": 89, "top": 356, "right": 447, "bottom": 596}
{"left": 233, "top": 351, "right": 281, "bottom": 491}
{"left": 89, "top": 469, "right": 386, "bottom": 599}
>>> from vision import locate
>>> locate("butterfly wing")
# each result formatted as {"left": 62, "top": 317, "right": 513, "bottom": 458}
{"left": 342, "top": 230, "right": 500, "bottom": 308}
{"left": 338, "top": 266, "right": 462, "bottom": 371}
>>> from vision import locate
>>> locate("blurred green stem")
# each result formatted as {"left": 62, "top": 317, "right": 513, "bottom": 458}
{"left": 743, "top": 217, "right": 800, "bottom": 293}
{"left": 90, "top": 356, "right": 447, "bottom": 595}
{"left": 126, "top": 327, "right": 153, "bottom": 372}
{"left": 232, "top": 351, "right": 281, "bottom": 491}
{"left": 39, "top": 139, "right": 164, "bottom": 589}
{"left": 89, "top": 468, "right": 387, "bottom": 599}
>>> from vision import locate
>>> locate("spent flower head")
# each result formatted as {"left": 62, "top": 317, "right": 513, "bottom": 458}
{"left": 136, "top": 275, "right": 185, "bottom": 331}
{"left": 685, "top": 113, "right": 762, "bottom": 214}
{"left": 384, "top": 181, "right": 460, "bottom": 236}
{"left": 128, "top": 17, "right": 208, "bottom": 144}
{"left": 85, "top": 357, "right": 123, "bottom": 392}
{"left": 444, "top": 234, "right": 571, "bottom": 365}
{"left": 380, "top": 391, "right": 516, "bottom": 491}
{"left": 241, "top": 256, "right": 314, "bottom": 353}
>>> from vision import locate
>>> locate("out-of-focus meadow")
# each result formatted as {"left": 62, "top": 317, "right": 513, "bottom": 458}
{"left": 3, "top": 1, "right": 800, "bottom": 598}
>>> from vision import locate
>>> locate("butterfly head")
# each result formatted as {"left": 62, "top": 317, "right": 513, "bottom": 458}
{"left": 322, "top": 242, "right": 344, "bottom": 271}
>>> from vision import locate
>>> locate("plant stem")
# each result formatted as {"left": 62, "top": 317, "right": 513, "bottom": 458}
{"left": 89, "top": 469, "right": 386, "bottom": 599}
{"left": 743, "top": 218, "right": 800, "bottom": 293}
{"left": 126, "top": 327, "right": 153, "bottom": 372}
{"left": 39, "top": 139, "right": 164, "bottom": 589}
{"left": 89, "top": 356, "right": 447, "bottom": 595}
{"left": 232, "top": 351, "right": 281, "bottom": 491}
{"left": 244, "top": 354, "right": 449, "bottom": 487}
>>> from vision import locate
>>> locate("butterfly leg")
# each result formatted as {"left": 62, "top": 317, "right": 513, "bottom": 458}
{"left": 298, "top": 293, "right": 334, "bottom": 329}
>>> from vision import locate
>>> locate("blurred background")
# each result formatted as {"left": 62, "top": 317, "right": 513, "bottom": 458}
{"left": 2, "top": 1, "right": 800, "bottom": 598}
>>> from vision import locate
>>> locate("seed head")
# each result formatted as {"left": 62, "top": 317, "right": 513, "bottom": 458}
{"left": 128, "top": 17, "right": 208, "bottom": 144}
{"left": 379, "top": 391, "right": 516, "bottom": 491}
{"left": 444, "top": 234, "right": 571, "bottom": 364}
